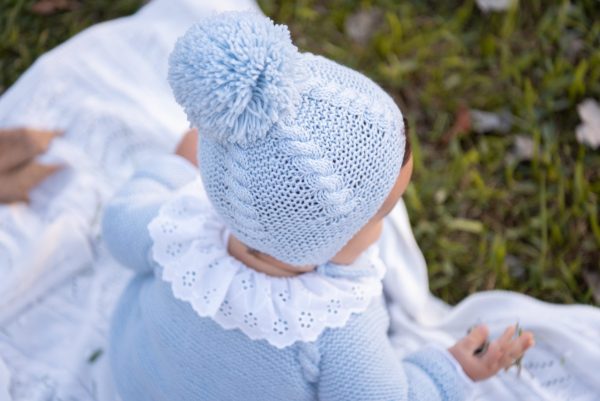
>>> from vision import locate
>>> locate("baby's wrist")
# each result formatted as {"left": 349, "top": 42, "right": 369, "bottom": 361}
{"left": 435, "top": 345, "right": 476, "bottom": 385}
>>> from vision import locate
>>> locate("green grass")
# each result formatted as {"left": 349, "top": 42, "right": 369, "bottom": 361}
{"left": 0, "top": 0, "right": 142, "bottom": 93}
{"left": 1, "top": 0, "right": 598, "bottom": 305}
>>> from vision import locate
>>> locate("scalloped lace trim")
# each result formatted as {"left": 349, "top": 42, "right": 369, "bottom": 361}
{"left": 148, "top": 178, "right": 387, "bottom": 348}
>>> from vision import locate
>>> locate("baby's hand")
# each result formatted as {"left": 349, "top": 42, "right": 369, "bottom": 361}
{"left": 448, "top": 324, "right": 535, "bottom": 381}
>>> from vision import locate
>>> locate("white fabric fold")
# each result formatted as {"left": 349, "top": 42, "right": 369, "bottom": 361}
{"left": 0, "top": 356, "right": 11, "bottom": 401}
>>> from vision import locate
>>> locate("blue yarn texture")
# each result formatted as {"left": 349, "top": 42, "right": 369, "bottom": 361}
{"left": 102, "top": 155, "right": 472, "bottom": 401}
{"left": 168, "top": 11, "right": 406, "bottom": 266}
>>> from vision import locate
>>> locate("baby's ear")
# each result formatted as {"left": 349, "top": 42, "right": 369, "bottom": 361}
{"left": 175, "top": 128, "right": 199, "bottom": 167}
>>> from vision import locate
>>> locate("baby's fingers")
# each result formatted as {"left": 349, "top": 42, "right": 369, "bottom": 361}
{"left": 479, "top": 326, "right": 517, "bottom": 372}
{"left": 459, "top": 325, "right": 489, "bottom": 354}
{"left": 498, "top": 325, "right": 517, "bottom": 348}
{"left": 500, "top": 331, "right": 535, "bottom": 369}
{"left": 480, "top": 340, "right": 504, "bottom": 373}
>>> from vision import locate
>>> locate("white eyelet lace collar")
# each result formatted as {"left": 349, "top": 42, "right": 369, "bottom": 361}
{"left": 148, "top": 178, "right": 387, "bottom": 348}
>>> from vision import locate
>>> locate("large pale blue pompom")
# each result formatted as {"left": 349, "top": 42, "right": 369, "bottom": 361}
{"left": 168, "top": 11, "right": 300, "bottom": 146}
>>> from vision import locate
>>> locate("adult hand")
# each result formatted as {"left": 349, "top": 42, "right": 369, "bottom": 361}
{"left": 0, "top": 127, "right": 63, "bottom": 203}
{"left": 0, "top": 128, "right": 59, "bottom": 171}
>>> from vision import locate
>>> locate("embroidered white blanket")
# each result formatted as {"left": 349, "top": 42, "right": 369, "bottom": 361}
{"left": 0, "top": 0, "right": 598, "bottom": 400}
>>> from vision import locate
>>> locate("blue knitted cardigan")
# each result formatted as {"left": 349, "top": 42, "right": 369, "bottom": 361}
{"left": 102, "top": 154, "right": 472, "bottom": 401}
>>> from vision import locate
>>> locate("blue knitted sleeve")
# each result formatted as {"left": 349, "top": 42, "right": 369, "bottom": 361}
{"left": 317, "top": 300, "right": 471, "bottom": 401}
{"left": 101, "top": 154, "right": 197, "bottom": 273}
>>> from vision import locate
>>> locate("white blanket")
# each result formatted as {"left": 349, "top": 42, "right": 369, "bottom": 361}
{"left": 0, "top": 1, "right": 598, "bottom": 400}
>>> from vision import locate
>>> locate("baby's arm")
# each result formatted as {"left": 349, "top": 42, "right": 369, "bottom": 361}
{"left": 317, "top": 304, "right": 472, "bottom": 401}
{"left": 317, "top": 301, "right": 535, "bottom": 401}
{"left": 101, "top": 153, "right": 197, "bottom": 273}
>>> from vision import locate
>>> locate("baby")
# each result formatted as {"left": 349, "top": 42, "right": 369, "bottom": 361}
{"left": 102, "top": 11, "right": 533, "bottom": 401}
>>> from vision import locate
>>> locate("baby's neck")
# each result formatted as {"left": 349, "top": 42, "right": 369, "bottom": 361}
{"left": 227, "top": 235, "right": 316, "bottom": 277}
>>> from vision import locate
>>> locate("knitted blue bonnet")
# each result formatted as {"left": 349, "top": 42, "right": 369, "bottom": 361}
{"left": 168, "top": 11, "right": 406, "bottom": 267}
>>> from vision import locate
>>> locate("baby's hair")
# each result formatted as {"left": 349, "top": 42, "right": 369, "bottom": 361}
{"left": 402, "top": 117, "right": 412, "bottom": 167}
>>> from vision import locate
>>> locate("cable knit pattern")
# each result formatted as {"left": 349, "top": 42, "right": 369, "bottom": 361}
{"left": 102, "top": 155, "right": 472, "bottom": 401}
{"left": 169, "top": 11, "right": 405, "bottom": 266}
{"left": 276, "top": 122, "right": 358, "bottom": 217}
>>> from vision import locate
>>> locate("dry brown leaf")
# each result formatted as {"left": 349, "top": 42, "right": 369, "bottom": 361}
{"left": 0, "top": 162, "right": 62, "bottom": 203}
{"left": 30, "top": 0, "right": 78, "bottom": 15}
{"left": 0, "top": 128, "right": 61, "bottom": 172}
{"left": 441, "top": 104, "right": 472, "bottom": 144}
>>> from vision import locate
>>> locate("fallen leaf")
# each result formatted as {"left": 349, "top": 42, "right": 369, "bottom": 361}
{"left": 575, "top": 98, "right": 600, "bottom": 149}
{"left": 30, "top": 0, "right": 78, "bottom": 16}
{"left": 441, "top": 104, "right": 472, "bottom": 144}
{"left": 0, "top": 128, "right": 61, "bottom": 172}
{"left": 470, "top": 109, "right": 513, "bottom": 134}
{"left": 345, "top": 9, "right": 383, "bottom": 45}
{"left": 476, "top": 0, "right": 514, "bottom": 12}
{"left": 0, "top": 162, "right": 62, "bottom": 203}
{"left": 506, "top": 135, "right": 534, "bottom": 164}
